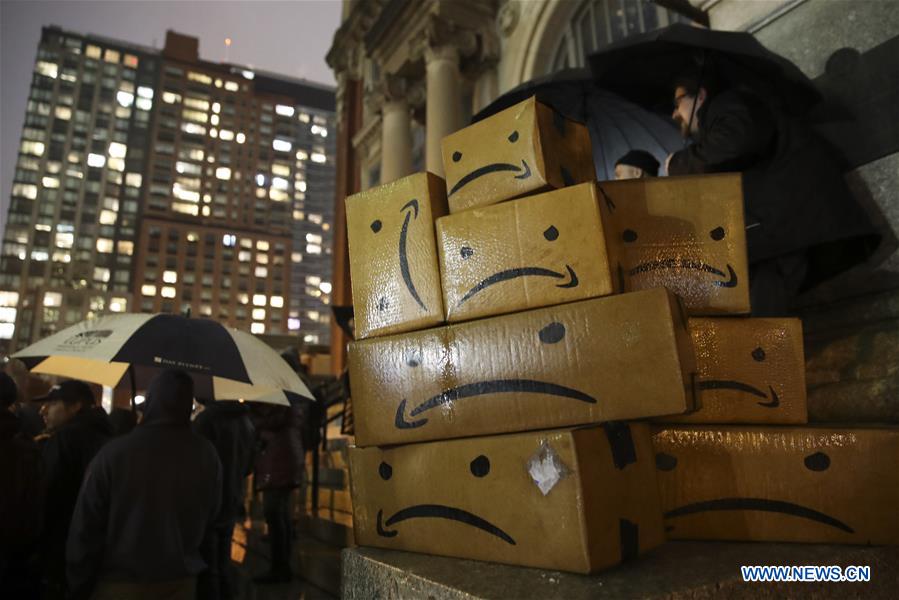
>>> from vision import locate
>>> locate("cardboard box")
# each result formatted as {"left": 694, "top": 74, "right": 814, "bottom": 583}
{"left": 652, "top": 425, "right": 899, "bottom": 544}
{"left": 437, "top": 183, "right": 614, "bottom": 323}
{"left": 662, "top": 318, "right": 807, "bottom": 424}
{"left": 598, "top": 174, "right": 750, "bottom": 315}
{"left": 346, "top": 172, "right": 447, "bottom": 339}
{"left": 349, "top": 423, "right": 665, "bottom": 573}
{"left": 348, "top": 288, "right": 697, "bottom": 447}
{"left": 441, "top": 97, "right": 595, "bottom": 214}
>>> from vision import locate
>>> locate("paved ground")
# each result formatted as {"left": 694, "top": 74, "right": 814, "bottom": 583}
{"left": 230, "top": 518, "right": 336, "bottom": 600}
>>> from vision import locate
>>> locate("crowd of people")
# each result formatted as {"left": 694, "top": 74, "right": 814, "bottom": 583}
{"left": 0, "top": 360, "right": 315, "bottom": 600}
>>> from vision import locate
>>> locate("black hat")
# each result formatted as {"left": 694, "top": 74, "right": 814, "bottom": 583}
{"left": 33, "top": 380, "right": 95, "bottom": 406}
{"left": 615, "top": 150, "right": 660, "bottom": 176}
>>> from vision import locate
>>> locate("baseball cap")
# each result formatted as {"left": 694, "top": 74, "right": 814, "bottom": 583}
{"left": 32, "top": 380, "right": 95, "bottom": 406}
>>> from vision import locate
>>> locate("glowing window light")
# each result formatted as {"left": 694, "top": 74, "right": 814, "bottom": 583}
{"left": 252, "top": 294, "right": 267, "bottom": 307}
{"left": 161, "top": 286, "right": 177, "bottom": 298}
{"left": 272, "top": 139, "right": 292, "bottom": 152}
{"left": 250, "top": 322, "right": 265, "bottom": 334}
{"left": 275, "top": 105, "right": 295, "bottom": 117}
{"left": 87, "top": 153, "right": 106, "bottom": 168}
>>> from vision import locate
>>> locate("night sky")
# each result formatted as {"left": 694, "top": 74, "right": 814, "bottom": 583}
{"left": 0, "top": 0, "right": 343, "bottom": 232}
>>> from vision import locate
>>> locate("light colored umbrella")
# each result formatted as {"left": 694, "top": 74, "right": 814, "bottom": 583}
{"left": 12, "top": 313, "right": 312, "bottom": 406}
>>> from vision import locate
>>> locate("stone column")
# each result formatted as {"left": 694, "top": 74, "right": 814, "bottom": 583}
{"left": 425, "top": 45, "right": 464, "bottom": 177}
{"left": 379, "top": 78, "right": 413, "bottom": 184}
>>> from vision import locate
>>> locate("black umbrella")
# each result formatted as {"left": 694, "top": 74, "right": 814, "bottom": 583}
{"left": 472, "top": 68, "right": 683, "bottom": 181}
{"left": 588, "top": 23, "right": 821, "bottom": 115}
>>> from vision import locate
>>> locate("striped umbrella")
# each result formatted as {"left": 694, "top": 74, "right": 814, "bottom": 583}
{"left": 11, "top": 313, "right": 312, "bottom": 406}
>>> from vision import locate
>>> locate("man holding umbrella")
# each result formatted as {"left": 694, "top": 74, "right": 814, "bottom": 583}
{"left": 590, "top": 24, "right": 880, "bottom": 315}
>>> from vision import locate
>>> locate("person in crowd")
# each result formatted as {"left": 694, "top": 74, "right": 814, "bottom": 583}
{"left": 66, "top": 369, "right": 222, "bottom": 600}
{"left": 193, "top": 397, "right": 256, "bottom": 600}
{"left": 107, "top": 407, "right": 138, "bottom": 437}
{"left": 35, "top": 380, "right": 112, "bottom": 599}
{"left": 665, "top": 67, "right": 879, "bottom": 316}
{"left": 0, "top": 372, "right": 44, "bottom": 598}
{"left": 614, "top": 149, "right": 660, "bottom": 179}
{"left": 251, "top": 400, "right": 305, "bottom": 584}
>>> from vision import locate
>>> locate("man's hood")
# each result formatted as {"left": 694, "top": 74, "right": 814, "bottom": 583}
{"left": 142, "top": 369, "right": 195, "bottom": 426}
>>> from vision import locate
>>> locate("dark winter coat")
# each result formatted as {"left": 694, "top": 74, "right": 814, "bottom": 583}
{"left": 193, "top": 401, "right": 255, "bottom": 522}
{"left": 66, "top": 370, "right": 222, "bottom": 599}
{"left": 40, "top": 406, "right": 112, "bottom": 559}
{"left": 0, "top": 409, "right": 44, "bottom": 557}
{"left": 252, "top": 404, "right": 305, "bottom": 491}
{"left": 668, "top": 89, "right": 879, "bottom": 283}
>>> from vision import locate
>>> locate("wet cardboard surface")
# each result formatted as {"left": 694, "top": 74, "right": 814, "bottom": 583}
{"left": 652, "top": 425, "right": 899, "bottom": 544}
{"left": 598, "top": 174, "right": 750, "bottom": 315}
{"left": 348, "top": 288, "right": 697, "bottom": 447}
{"left": 346, "top": 172, "right": 447, "bottom": 339}
{"left": 437, "top": 183, "right": 614, "bottom": 323}
{"left": 441, "top": 97, "right": 594, "bottom": 214}
{"left": 662, "top": 318, "right": 807, "bottom": 424}
{"left": 349, "top": 423, "right": 664, "bottom": 573}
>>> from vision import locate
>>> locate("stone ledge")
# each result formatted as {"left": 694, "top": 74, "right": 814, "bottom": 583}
{"left": 342, "top": 543, "right": 898, "bottom": 599}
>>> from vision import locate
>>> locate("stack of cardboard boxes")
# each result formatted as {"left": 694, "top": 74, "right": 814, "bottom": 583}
{"left": 343, "top": 97, "right": 898, "bottom": 575}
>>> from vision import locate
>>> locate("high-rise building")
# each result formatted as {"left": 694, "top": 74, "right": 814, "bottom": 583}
{"left": 1, "top": 26, "right": 336, "bottom": 353}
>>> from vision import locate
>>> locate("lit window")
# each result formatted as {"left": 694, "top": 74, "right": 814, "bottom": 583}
{"left": 252, "top": 294, "right": 267, "bottom": 307}
{"left": 241, "top": 70, "right": 254, "bottom": 80}
{"left": 272, "top": 139, "right": 292, "bottom": 152}
{"left": 55, "top": 106, "right": 72, "bottom": 120}
{"left": 52, "top": 251, "right": 71, "bottom": 263}
{"left": 182, "top": 109, "right": 208, "bottom": 123}
{"left": 270, "top": 296, "right": 284, "bottom": 308}
{"left": 31, "top": 250, "right": 49, "bottom": 261}
{"left": 306, "top": 275, "right": 321, "bottom": 286}
{"left": 306, "top": 233, "right": 322, "bottom": 244}
{"left": 87, "top": 153, "right": 106, "bottom": 168}
{"left": 163, "top": 270, "right": 178, "bottom": 283}
{"left": 116, "top": 91, "right": 134, "bottom": 107}
{"left": 252, "top": 308, "right": 266, "bottom": 320}
{"left": 320, "top": 282, "right": 332, "bottom": 294}
{"left": 21, "top": 140, "right": 45, "bottom": 156}
{"left": 104, "top": 49, "right": 120, "bottom": 63}
{"left": 256, "top": 240, "right": 270, "bottom": 251}
{"left": 240, "top": 238, "right": 253, "bottom": 249}
{"left": 173, "top": 183, "right": 200, "bottom": 202}
{"left": 293, "top": 210, "right": 305, "bottom": 221}
{"left": 182, "top": 123, "right": 206, "bottom": 135}
{"left": 308, "top": 213, "right": 323, "bottom": 225}
{"left": 162, "top": 91, "right": 182, "bottom": 104}
{"left": 109, "top": 297, "right": 127, "bottom": 312}
{"left": 238, "top": 293, "right": 249, "bottom": 305}
{"left": 291, "top": 252, "right": 302, "bottom": 263}
{"left": 99, "top": 210, "right": 117, "bottom": 225}
{"left": 275, "top": 104, "right": 295, "bottom": 117}
{"left": 188, "top": 71, "right": 213, "bottom": 85}
{"left": 136, "top": 86, "right": 153, "bottom": 99}
{"left": 271, "top": 177, "right": 289, "bottom": 190}
{"left": 55, "top": 232, "right": 74, "bottom": 248}
{"left": 172, "top": 202, "right": 199, "bottom": 215}
{"left": 287, "top": 318, "right": 300, "bottom": 331}
{"left": 183, "top": 97, "right": 209, "bottom": 111}
{"left": 12, "top": 183, "right": 38, "bottom": 199}
{"left": 36, "top": 61, "right": 59, "bottom": 78}
{"left": 41, "top": 177, "right": 60, "bottom": 189}
{"left": 108, "top": 142, "right": 127, "bottom": 158}
{"left": 295, "top": 150, "right": 308, "bottom": 161}
{"left": 94, "top": 267, "right": 110, "bottom": 282}
{"left": 136, "top": 97, "right": 152, "bottom": 111}
{"left": 238, "top": 251, "right": 251, "bottom": 262}
{"left": 311, "top": 152, "right": 326, "bottom": 163}
{"left": 123, "top": 54, "right": 139, "bottom": 68}
{"left": 224, "top": 81, "right": 239, "bottom": 91}
{"left": 299, "top": 113, "right": 310, "bottom": 123}
{"left": 86, "top": 45, "right": 102, "bottom": 59}
{"left": 254, "top": 266, "right": 268, "bottom": 278}
{"left": 176, "top": 161, "right": 202, "bottom": 175}
{"left": 161, "top": 286, "right": 177, "bottom": 298}
{"left": 0, "top": 323, "right": 14, "bottom": 339}
{"left": 219, "top": 129, "right": 234, "bottom": 141}
{"left": 141, "top": 284, "right": 157, "bottom": 296}
{"left": 215, "top": 167, "right": 231, "bottom": 180}
{"left": 117, "top": 241, "right": 133, "bottom": 255}
{"left": 236, "top": 132, "right": 246, "bottom": 144}
{"left": 223, "top": 234, "right": 236, "bottom": 247}
{"left": 186, "top": 231, "right": 198, "bottom": 243}
{"left": 269, "top": 188, "right": 289, "bottom": 202}
{"left": 210, "top": 114, "right": 220, "bottom": 126}
{"left": 306, "top": 244, "right": 322, "bottom": 254}
{"left": 250, "top": 322, "right": 265, "bottom": 334}
{"left": 271, "top": 164, "right": 290, "bottom": 177}
{"left": 125, "top": 173, "right": 142, "bottom": 187}
{"left": 43, "top": 292, "right": 62, "bottom": 307}
{"left": 255, "top": 174, "right": 266, "bottom": 186}
{"left": 107, "top": 158, "right": 125, "bottom": 172}
{"left": 96, "top": 238, "right": 114, "bottom": 253}
{"left": 297, "top": 181, "right": 307, "bottom": 192}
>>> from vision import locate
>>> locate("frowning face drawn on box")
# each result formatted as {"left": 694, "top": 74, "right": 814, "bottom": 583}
{"left": 367, "top": 198, "right": 429, "bottom": 313}
{"left": 599, "top": 178, "right": 749, "bottom": 314}
{"left": 655, "top": 445, "right": 855, "bottom": 535}
{"left": 438, "top": 184, "right": 614, "bottom": 322}
{"left": 441, "top": 98, "right": 593, "bottom": 213}
{"left": 393, "top": 319, "right": 597, "bottom": 430}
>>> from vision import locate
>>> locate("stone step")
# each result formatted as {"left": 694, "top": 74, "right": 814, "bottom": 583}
{"left": 297, "top": 534, "right": 344, "bottom": 597}
{"left": 342, "top": 543, "right": 898, "bottom": 599}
